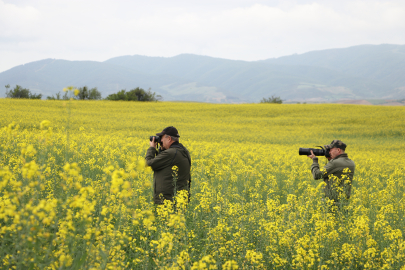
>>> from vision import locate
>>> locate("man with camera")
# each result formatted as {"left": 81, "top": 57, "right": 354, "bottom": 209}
{"left": 145, "top": 126, "right": 191, "bottom": 205}
{"left": 307, "top": 140, "right": 355, "bottom": 209}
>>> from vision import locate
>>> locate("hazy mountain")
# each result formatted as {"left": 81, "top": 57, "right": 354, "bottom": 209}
{"left": 104, "top": 54, "right": 389, "bottom": 101}
{"left": 262, "top": 44, "right": 405, "bottom": 87}
{"left": 0, "top": 59, "right": 187, "bottom": 99}
{"left": 1, "top": 44, "right": 404, "bottom": 102}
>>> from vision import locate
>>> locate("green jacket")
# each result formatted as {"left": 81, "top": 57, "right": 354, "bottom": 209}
{"left": 145, "top": 142, "right": 191, "bottom": 204}
{"left": 311, "top": 153, "right": 355, "bottom": 202}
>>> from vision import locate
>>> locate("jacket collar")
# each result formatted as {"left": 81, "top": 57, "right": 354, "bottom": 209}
{"left": 170, "top": 141, "right": 180, "bottom": 148}
{"left": 332, "top": 153, "right": 348, "bottom": 160}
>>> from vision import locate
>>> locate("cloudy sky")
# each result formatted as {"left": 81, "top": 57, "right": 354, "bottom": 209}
{"left": 1, "top": 0, "right": 404, "bottom": 72}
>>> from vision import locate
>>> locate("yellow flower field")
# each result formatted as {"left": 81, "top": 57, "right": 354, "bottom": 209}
{"left": 0, "top": 97, "right": 405, "bottom": 269}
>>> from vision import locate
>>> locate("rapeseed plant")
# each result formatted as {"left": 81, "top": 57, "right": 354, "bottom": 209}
{"left": 0, "top": 98, "right": 404, "bottom": 269}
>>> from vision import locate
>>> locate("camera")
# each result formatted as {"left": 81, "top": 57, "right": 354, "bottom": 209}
{"left": 149, "top": 136, "right": 162, "bottom": 144}
{"left": 299, "top": 146, "right": 330, "bottom": 158}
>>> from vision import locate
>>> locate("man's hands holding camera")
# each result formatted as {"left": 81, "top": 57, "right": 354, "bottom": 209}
{"left": 307, "top": 150, "right": 331, "bottom": 161}
{"left": 150, "top": 137, "right": 157, "bottom": 148}
{"left": 307, "top": 150, "right": 316, "bottom": 160}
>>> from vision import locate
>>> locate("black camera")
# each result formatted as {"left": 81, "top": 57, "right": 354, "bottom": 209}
{"left": 149, "top": 136, "right": 162, "bottom": 144}
{"left": 299, "top": 146, "right": 330, "bottom": 158}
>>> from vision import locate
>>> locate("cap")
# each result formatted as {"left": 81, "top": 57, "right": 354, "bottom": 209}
{"left": 156, "top": 126, "right": 180, "bottom": 137}
{"left": 325, "top": 139, "right": 346, "bottom": 150}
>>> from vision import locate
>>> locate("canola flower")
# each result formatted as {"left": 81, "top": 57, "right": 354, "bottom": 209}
{"left": 0, "top": 98, "right": 405, "bottom": 269}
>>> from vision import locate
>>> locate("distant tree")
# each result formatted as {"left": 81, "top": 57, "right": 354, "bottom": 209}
{"left": 29, "top": 92, "right": 42, "bottom": 99}
{"left": 5, "top": 85, "right": 42, "bottom": 99}
{"left": 6, "top": 85, "right": 30, "bottom": 98}
{"left": 47, "top": 86, "right": 97, "bottom": 100}
{"left": 77, "top": 86, "right": 89, "bottom": 100}
{"left": 88, "top": 87, "right": 102, "bottom": 100}
{"left": 73, "top": 86, "right": 101, "bottom": 100}
{"left": 260, "top": 95, "right": 283, "bottom": 104}
{"left": 63, "top": 91, "right": 69, "bottom": 100}
{"left": 49, "top": 91, "right": 69, "bottom": 100}
{"left": 47, "top": 92, "right": 63, "bottom": 100}
{"left": 5, "top": 84, "right": 10, "bottom": 96}
{"left": 106, "top": 87, "right": 159, "bottom": 101}
{"left": 128, "top": 87, "right": 156, "bottom": 101}
{"left": 156, "top": 95, "right": 163, "bottom": 102}
{"left": 106, "top": 90, "right": 127, "bottom": 101}
{"left": 126, "top": 88, "right": 144, "bottom": 101}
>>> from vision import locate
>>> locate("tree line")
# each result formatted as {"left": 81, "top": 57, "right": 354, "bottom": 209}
{"left": 5, "top": 84, "right": 42, "bottom": 99}
{"left": 4, "top": 84, "right": 281, "bottom": 103}
{"left": 105, "top": 87, "right": 162, "bottom": 101}
{"left": 46, "top": 86, "right": 102, "bottom": 100}
{"left": 3, "top": 85, "right": 162, "bottom": 101}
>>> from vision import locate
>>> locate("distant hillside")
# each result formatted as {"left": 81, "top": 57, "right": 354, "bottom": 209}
{"left": 0, "top": 59, "right": 185, "bottom": 100}
{"left": 263, "top": 44, "right": 405, "bottom": 86}
{"left": 104, "top": 53, "right": 392, "bottom": 101}
{"left": 261, "top": 44, "right": 405, "bottom": 99}
{"left": 1, "top": 44, "right": 404, "bottom": 102}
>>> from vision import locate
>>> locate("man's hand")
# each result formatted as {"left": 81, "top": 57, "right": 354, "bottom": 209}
{"left": 307, "top": 150, "right": 316, "bottom": 160}
{"left": 149, "top": 137, "right": 157, "bottom": 148}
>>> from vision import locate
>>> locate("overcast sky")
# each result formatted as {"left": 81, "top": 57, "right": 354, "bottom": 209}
{"left": 1, "top": 0, "right": 404, "bottom": 72}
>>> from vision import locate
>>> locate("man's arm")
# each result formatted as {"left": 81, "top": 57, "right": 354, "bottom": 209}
{"left": 311, "top": 157, "right": 326, "bottom": 180}
{"left": 308, "top": 150, "right": 327, "bottom": 180}
{"left": 145, "top": 147, "right": 173, "bottom": 171}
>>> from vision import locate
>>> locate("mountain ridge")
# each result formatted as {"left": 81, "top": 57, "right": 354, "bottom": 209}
{"left": 1, "top": 44, "right": 404, "bottom": 102}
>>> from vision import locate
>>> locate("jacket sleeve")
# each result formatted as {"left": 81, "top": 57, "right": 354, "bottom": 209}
{"left": 145, "top": 147, "right": 174, "bottom": 171}
{"left": 311, "top": 157, "right": 327, "bottom": 180}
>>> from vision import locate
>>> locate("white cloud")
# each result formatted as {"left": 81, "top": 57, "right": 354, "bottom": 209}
{"left": 0, "top": 1, "right": 40, "bottom": 39}
{"left": 0, "top": 0, "right": 405, "bottom": 72}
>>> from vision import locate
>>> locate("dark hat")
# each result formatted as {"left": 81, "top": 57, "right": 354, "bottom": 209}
{"left": 156, "top": 126, "right": 180, "bottom": 137}
{"left": 325, "top": 139, "right": 347, "bottom": 150}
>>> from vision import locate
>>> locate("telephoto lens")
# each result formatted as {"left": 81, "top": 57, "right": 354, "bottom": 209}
{"left": 299, "top": 148, "right": 326, "bottom": 156}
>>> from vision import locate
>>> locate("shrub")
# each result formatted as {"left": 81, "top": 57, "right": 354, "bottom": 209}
{"left": 75, "top": 86, "right": 102, "bottom": 100}
{"left": 5, "top": 85, "right": 42, "bottom": 99}
{"left": 106, "top": 87, "right": 159, "bottom": 101}
{"left": 260, "top": 95, "right": 282, "bottom": 104}
{"left": 46, "top": 92, "right": 70, "bottom": 100}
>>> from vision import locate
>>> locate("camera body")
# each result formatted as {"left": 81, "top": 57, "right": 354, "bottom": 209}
{"left": 299, "top": 147, "right": 331, "bottom": 158}
{"left": 149, "top": 136, "right": 162, "bottom": 144}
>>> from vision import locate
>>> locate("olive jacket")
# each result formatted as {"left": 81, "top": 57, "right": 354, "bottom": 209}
{"left": 311, "top": 153, "right": 355, "bottom": 202}
{"left": 145, "top": 142, "right": 191, "bottom": 204}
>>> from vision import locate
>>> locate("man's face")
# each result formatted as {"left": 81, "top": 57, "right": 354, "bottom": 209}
{"left": 329, "top": 147, "right": 341, "bottom": 159}
{"left": 161, "top": 134, "right": 172, "bottom": 150}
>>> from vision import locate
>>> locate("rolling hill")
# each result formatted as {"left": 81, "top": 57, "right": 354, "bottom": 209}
{"left": 1, "top": 44, "right": 404, "bottom": 102}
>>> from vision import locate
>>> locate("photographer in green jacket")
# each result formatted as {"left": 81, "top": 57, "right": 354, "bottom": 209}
{"left": 308, "top": 140, "right": 355, "bottom": 208}
{"left": 146, "top": 126, "right": 191, "bottom": 205}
